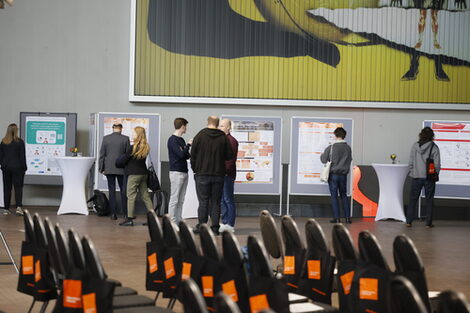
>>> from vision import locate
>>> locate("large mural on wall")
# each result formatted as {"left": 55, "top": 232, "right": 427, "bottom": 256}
{"left": 131, "top": 0, "right": 470, "bottom": 105}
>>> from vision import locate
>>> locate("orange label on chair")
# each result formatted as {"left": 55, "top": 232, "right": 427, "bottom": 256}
{"left": 283, "top": 256, "right": 295, "bottom": 275}
{"left": 360, "top": 278, "right": 378, "bottom": 301}
{"left": 222, "top": 280, "right": 239, "bottom": 302}
{"left": 82, "top": 293, "right": 97, "bottom": 313}
{"left": 22, "top": 255, "right": 34, "bottom": 275}
{"left": 202, "top": 276, "right": 214, "bottom": 297}
{"left": 148, "top": 253, "right": 158, "bottom": 274}
{"left": 340, "top": 271, "right": 355, "bottom": 295}
{"left": 249, "top": 294, "right": 270, "bottom": 313}
{"left": 307, "top": 260, "right": 321, "bottom": 280}
{"left": 34, "top": 260, "right": 41, "bottom": 282}
{"left": 164, "top": 257, "right": 176, "bottom": 279}
{"left": 63, "top": 279, "right": 82, "bottom": 308}
{"left": 182, "top": 262, "right": 192, "bottom": 280}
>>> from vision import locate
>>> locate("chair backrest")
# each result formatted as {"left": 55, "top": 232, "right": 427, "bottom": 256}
{"left": 147, "top": 211, "right": 164, "bottom": 242}
{"left": 305, "top": 219, "right": 329, "bottom": 254}
{"left": 389, "top": 276, "right": 428, "bottom": 313}
{"left": 44, "top": 218, "right": 63, "bottom": 277}
{"left": 81, "top": 235, "right": 106, "bottom": 280}
{"left": 215, "top": 292, "right": 242, "bottom": 313}
{"left": 222, "top": 231, "right": 244, "bottom": 267}
{"left": 280, "top": 215, "right": 305, "bottom": 252}
{"left": 247, "top": 236, "right": 273, "bottom": 279}
{"left": 181, "top": 278, "right": 210, "bottom": 313}
{"left": 162, "top": 214, "right": 181, "bottom": 247}
{"left": 33, "top": 213, "right": 48, "bottom": 249}
{"left": 179, "top": 221, "right": 201, "bottom": 256}
{"left": 438, "top": 290, "right": 470, "bottom": 313}
{"left": 200, "top": 224, "right": 221, "bottom": 262}
{"left": 23, "top": 209, "right": 35, "bottom": 244}
{"left": 68, "top": 229, "right": 86, "bottom": 270}
{"left": 55, "top": 224, "right": 71, "bottom": 273}
{"left": 358, "top": 231, "right": 390, "bottom": 271}
{"left": 332, "top": 224, "right": 357, "bottom": 261}
{"left": 259, "top": 210, "right": 283, "bottom": 259}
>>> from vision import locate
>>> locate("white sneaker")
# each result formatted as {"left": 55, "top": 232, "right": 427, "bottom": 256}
{"left": 225, "top": 225, "right": 235, "bottom": 233}
{"left": 219, "top": 224, "right": 228, "bottom": 232}
{"left": 16, "top": 207, "right": 24, "bottom": 216}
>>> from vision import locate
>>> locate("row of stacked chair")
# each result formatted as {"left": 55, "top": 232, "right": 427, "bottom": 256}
{"left": 257, "top": 210, "right": 470, "bottom": 313}
{"left": 17, "top": 209, "right": 172, "bottom": 313}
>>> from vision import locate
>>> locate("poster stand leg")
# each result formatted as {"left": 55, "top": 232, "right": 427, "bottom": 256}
{"left": 0, "top": 231, "right": 19, "bottom": 273}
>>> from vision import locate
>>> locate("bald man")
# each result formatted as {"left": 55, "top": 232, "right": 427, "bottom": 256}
{"left": 190, "top": 116, "right": 233, "bottom": 234}
{"left": 218, "top": 119, "right": 239, "bottom": 233}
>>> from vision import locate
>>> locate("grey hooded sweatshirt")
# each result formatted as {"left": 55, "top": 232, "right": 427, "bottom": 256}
{"left": 409, "top": 141, "right": 441, "bottom": 178}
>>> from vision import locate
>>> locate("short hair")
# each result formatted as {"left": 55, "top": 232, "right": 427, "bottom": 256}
{"left": 207, "top": 116, "right": 220, "bottom": 127}
{"left": 334, "top": 127, "right": 347, "bottom": 139}
{"left": 174, "top": 118, "right": 188, "bottom": 130}
{"left": 419, "top": 127, "right": 434, "bottom": 141}
{"left": 112, "top": 123, "right": 123, "bottom": 129}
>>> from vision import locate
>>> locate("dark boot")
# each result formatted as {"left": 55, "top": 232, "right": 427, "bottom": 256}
{"left": 119, "top": 217, "right": 134, "bottom": 226}
{"left": 434, "top": 57, "right": 450, "bottom": 81}
{"left": 401, "top": 54, "right": 420, "bottom": 81}
{"left": 330, "top": 218, "right": 341, "bottom": 223}
{"left": 110, "top": 214, "right": 117, "bottom": 220}
{"left": 345, "top": 217, "right": 352, "bottom": 224}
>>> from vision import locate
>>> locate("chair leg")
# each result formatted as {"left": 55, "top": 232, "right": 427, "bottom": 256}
{"left": 39, "top": 301, "right": 49, "bottom": 313}
{"left": 154, "top": 291, "right": 160, "bottom": 305}
{"left": 167, "top": 298, "right": 176, "bottom": 309}
{"left": 27, "top": 300, "right": 36, "bottom": 313}
{"left": 170, "top": 298, "right": 177, "bottom": 309}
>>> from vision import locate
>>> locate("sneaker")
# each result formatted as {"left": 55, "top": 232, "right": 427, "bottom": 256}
{"left": 224, "top": 225, "right": 235, "bottom": 233}
{"left": 119, "top": 218, "right": 134, "bottom": 226}
{"left": 16, "top": 207, "right": 24, "bottom": 216}
{"left": 219, "top": 224, "right": 228, "bottom": 232}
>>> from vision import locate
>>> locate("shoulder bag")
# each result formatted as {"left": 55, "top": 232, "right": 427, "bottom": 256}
{"left": 426, "top": 143, "right": 439, "bottom": 182}
{"left": 320, "top": 144, "right": 334, "bottom": 183}
{"left": 147, "top": 154, "right": 161, "bottom": 191}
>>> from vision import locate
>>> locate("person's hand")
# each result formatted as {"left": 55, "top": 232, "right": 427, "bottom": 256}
{"left": 188, "top": 138, "right": 193, "bottom": 145}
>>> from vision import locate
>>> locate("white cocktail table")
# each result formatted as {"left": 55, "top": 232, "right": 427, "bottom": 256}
{"left": 372, "top": 164, "right": 409, "bottom": 222}
{"left": 182, "top": 160, "right": 198, "bottom": 219}
{"left": 56, "top": 157, "right": 95, "bottom": 215}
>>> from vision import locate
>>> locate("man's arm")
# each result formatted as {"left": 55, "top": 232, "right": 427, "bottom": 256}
{"left": 190, "top": 136, "right": 199, "bottom": 172}
{"left": 434, "top": 145, "right": 441, "bottom": 173}
{"left": 225, "top": 136, "right": 233, "bottom": 161}
{"left": 408, "top": 144, "right": 415, "bottom": 172}
{"left": 320, "top": 145, "right": 331, "bottom": 164}
{"left": 168, "top": 137, "right": 189, "bottom": 160}
{"left": 99, "top": 138, "right": 107, "bottom": 173}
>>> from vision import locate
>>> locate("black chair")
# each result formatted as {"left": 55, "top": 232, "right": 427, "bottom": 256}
{"left": 280, "top": 215, "right": 306, "bottom": 293}
{"left": 389, "top": 276, "right": 429, "bottom": 313}
{"left": 200, "top": 224, "right": 221, "bottom": 262}
{"left": 23, "top": 209, "right": 35, "bottom": 244}
{"left": 43, "top": 218, "right": 64, "bottom": 283}
{"left": 298, "top": 219, "right": 336, "bottom": 305}
{"left": 161, "top": 215, "right": 183, "bottom": 307}
{"left": 332, "top": 224, "right": 357, "bottom": 262}
{"left": 438, "top": 290, "right": 470, "bottom": 313}
{"left": 259, "top": 210, "right": 284, "bottom": 273}
{"left": 358, "top": 231, "right": 390, "bottom": 271}
{"left": 393, "top": 235, "right": 433, "bottom": 312}
{"left": 214, "top": 292, "right": 242, "bottom": 313}
{"left": 148, "top": 211, "right": 164, "bottom": 243}
{"left": 54, "top": 224, "right": 71, "bottom": 276}
{"left": 179, "top": 221, "right": 201, "bottom": 257}
{"left": 180, "top": 278, "right": 210, "bottom": 313}
{"left": 146, "top": 211, "right": 167, "bottom": 302}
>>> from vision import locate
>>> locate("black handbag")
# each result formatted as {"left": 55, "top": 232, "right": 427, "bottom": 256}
{"left": 426, "top": 143, "right": 439, "bottom": 182}
{"left": 147, "top": 155, "right": 161, "bottom": 191}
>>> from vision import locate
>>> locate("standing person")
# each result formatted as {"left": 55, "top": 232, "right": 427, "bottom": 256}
{"left": 0, "top": 123, "right": 27, "bottom": 216}
{"left": 167, "top": 118, "right": 192, "bottom": 223}
{"left": 406, "top": 127, "right": 441, "bottom": 228}
{"left": 99, "top": 123, "right": 131, "bottom": 220}
{"left": 190, "top": 116, "right": 233, "bottom": 234}
{"left": 218, "top": 118, "right": 239, "bottom": 233}
{"left": 320, "top": 127, "right": 352, "bottom": 224}
{"left": 119, "top": 126, "right": 153, "bottom": 226}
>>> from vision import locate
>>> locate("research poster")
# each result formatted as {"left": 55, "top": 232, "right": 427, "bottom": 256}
{"left": 297, "top": 121, "right": 345, "bottom": 184}
{"left": 231, "top": 120, "right": 275, "bottom": 184}
{"left": 25, "top": 116, "right": 67, "bottom": 176}
{"left": 428, "top": 121, "right": 470, "bottom": 185}
{"left": 103, "top": 117, "right": 150, "bottom": 144}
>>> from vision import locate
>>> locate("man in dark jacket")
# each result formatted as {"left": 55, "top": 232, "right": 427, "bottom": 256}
{"left": 218, "top": 118, "right": 239, "bottom": 233}
{"left": 99, "top": 123, "right": 131, "bottom": 220}
{"left": 191, "top": 116, "right": 233, "bottom": 234}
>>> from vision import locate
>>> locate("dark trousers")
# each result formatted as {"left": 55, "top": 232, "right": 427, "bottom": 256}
{"left": 2, "top": 169, "right": 25, "bottom": 210}
{"left": 195, "top": 175, "right": 224, "bottom": 232}
{"left": 328, "top": 174, "right": 350, "bottom": 219}
{"left": 221, "top": 176, "right": 236, "bottom": 227}
{"left": 106, "top": 174, "right": 127, "bottom": 216}
{"left": 407, "top": 178, "right": 435, "bottom": 226}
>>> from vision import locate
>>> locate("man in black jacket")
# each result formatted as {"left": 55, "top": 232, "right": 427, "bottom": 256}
{"left": 191, "top": 116, "right": 233, "bottom": 234}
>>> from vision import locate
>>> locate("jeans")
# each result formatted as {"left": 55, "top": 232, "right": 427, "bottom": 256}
{"left": 407, "top": 178, "right": 435, "bottom": 225}
{"left": 195, "top": 175, "right": 224, "bottom": 232}
{"left": 328, "top": 174, "right": 350, "bottom": 219}
{"left": 106, "top": 174, "right": 127, "bottom": 216}
{"left": 168, "top": 171, "right": 189, "bottom": 223}
{"left": 2, "top": 169, "right": 25, "bottom": 209}
{"left": 127, "top": 174, "right": 153, "bottom": 218}
{"left": 221, "top": 176, "right": 236, "bottom": 227}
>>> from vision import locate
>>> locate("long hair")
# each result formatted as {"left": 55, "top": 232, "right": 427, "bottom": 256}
{"left": 2, "top": 123, "right": 20, "bottom": 144}
{"left": 132, "top": 126, "right": 150, "bottom": 159}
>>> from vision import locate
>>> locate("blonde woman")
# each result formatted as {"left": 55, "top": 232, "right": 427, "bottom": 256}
{"left": 0, "top": 124, "right": 27, "bottom": 216}
{"left": 119, "top": 127, "right": 153, "bottom": 226}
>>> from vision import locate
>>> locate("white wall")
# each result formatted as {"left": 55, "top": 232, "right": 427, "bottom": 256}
{"left": 0, "top": 0, "right": 468, "bottom": 205}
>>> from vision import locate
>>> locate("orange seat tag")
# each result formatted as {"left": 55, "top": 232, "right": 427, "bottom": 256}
{"left": 340, "top": 271, "right": 355, "bottom": 295}
{"left": 164, "top": 257, "right": 176, "bottom": 279}
{"left": 22, "top": 255, "right": 34, "bottom": 275}
{"left": 249, "top": 294, "right": 270, "bottom": 313}
{"left": 82, "top": 293, "right": 97, "bottom": 313}
{"left": 63, "top": 279, "right": 82, "bottom": 308}
{"left": 360, "top": 278, "right": 378, "bottom": 300}
{"left": 202, "top": 276, "right": 214, "bottom": 297}
{"left": 284, "top": 256, "right": 295, "bottom": 275}
{"left": 148, "top": 253, "right": 158, "bottom": 274}
{"left": 182, "top": 262, "right": 192, "bottom": 280}
{"left": 222, "top": 280, "right": 239, "bottom": 302}
{"left": 35, "top": 260, "right": 41, "bottom": 282}
{"left": 307, "top": 260, "right": 321, "bottom": 280}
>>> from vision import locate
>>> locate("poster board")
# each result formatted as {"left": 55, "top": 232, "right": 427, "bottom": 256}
{"left": 289, "top": 117, "right": 353, "bottom": 195}
{"left": 20, "top": 112, "right": 77, "bottom": 185}
{"left": 221, "top": 116, "right": 282, "bottom": 195}
{"left": 91, "top": 113, "right": 161, "bottom": 191}
{"left": 423, "top": 120, "right": 470, "bottom": 199}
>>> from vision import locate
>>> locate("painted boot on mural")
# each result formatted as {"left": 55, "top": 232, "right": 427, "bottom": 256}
{"left": 434, "top": 58, "right": 450, "bottom": 81}
{"left": 401, "top": 54, "right": 420, "bottom": 81}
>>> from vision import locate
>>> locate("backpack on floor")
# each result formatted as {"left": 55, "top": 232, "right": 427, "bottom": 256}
{"left": 87, "top": 190, "right": 110, "bottom": 216}
{"left": 154, "top": 189, "right": 169, "bottom": 217}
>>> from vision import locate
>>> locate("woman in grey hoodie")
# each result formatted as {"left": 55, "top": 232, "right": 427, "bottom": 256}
{"left": 406, "top": 127, "right": 441, "bottom": 228}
